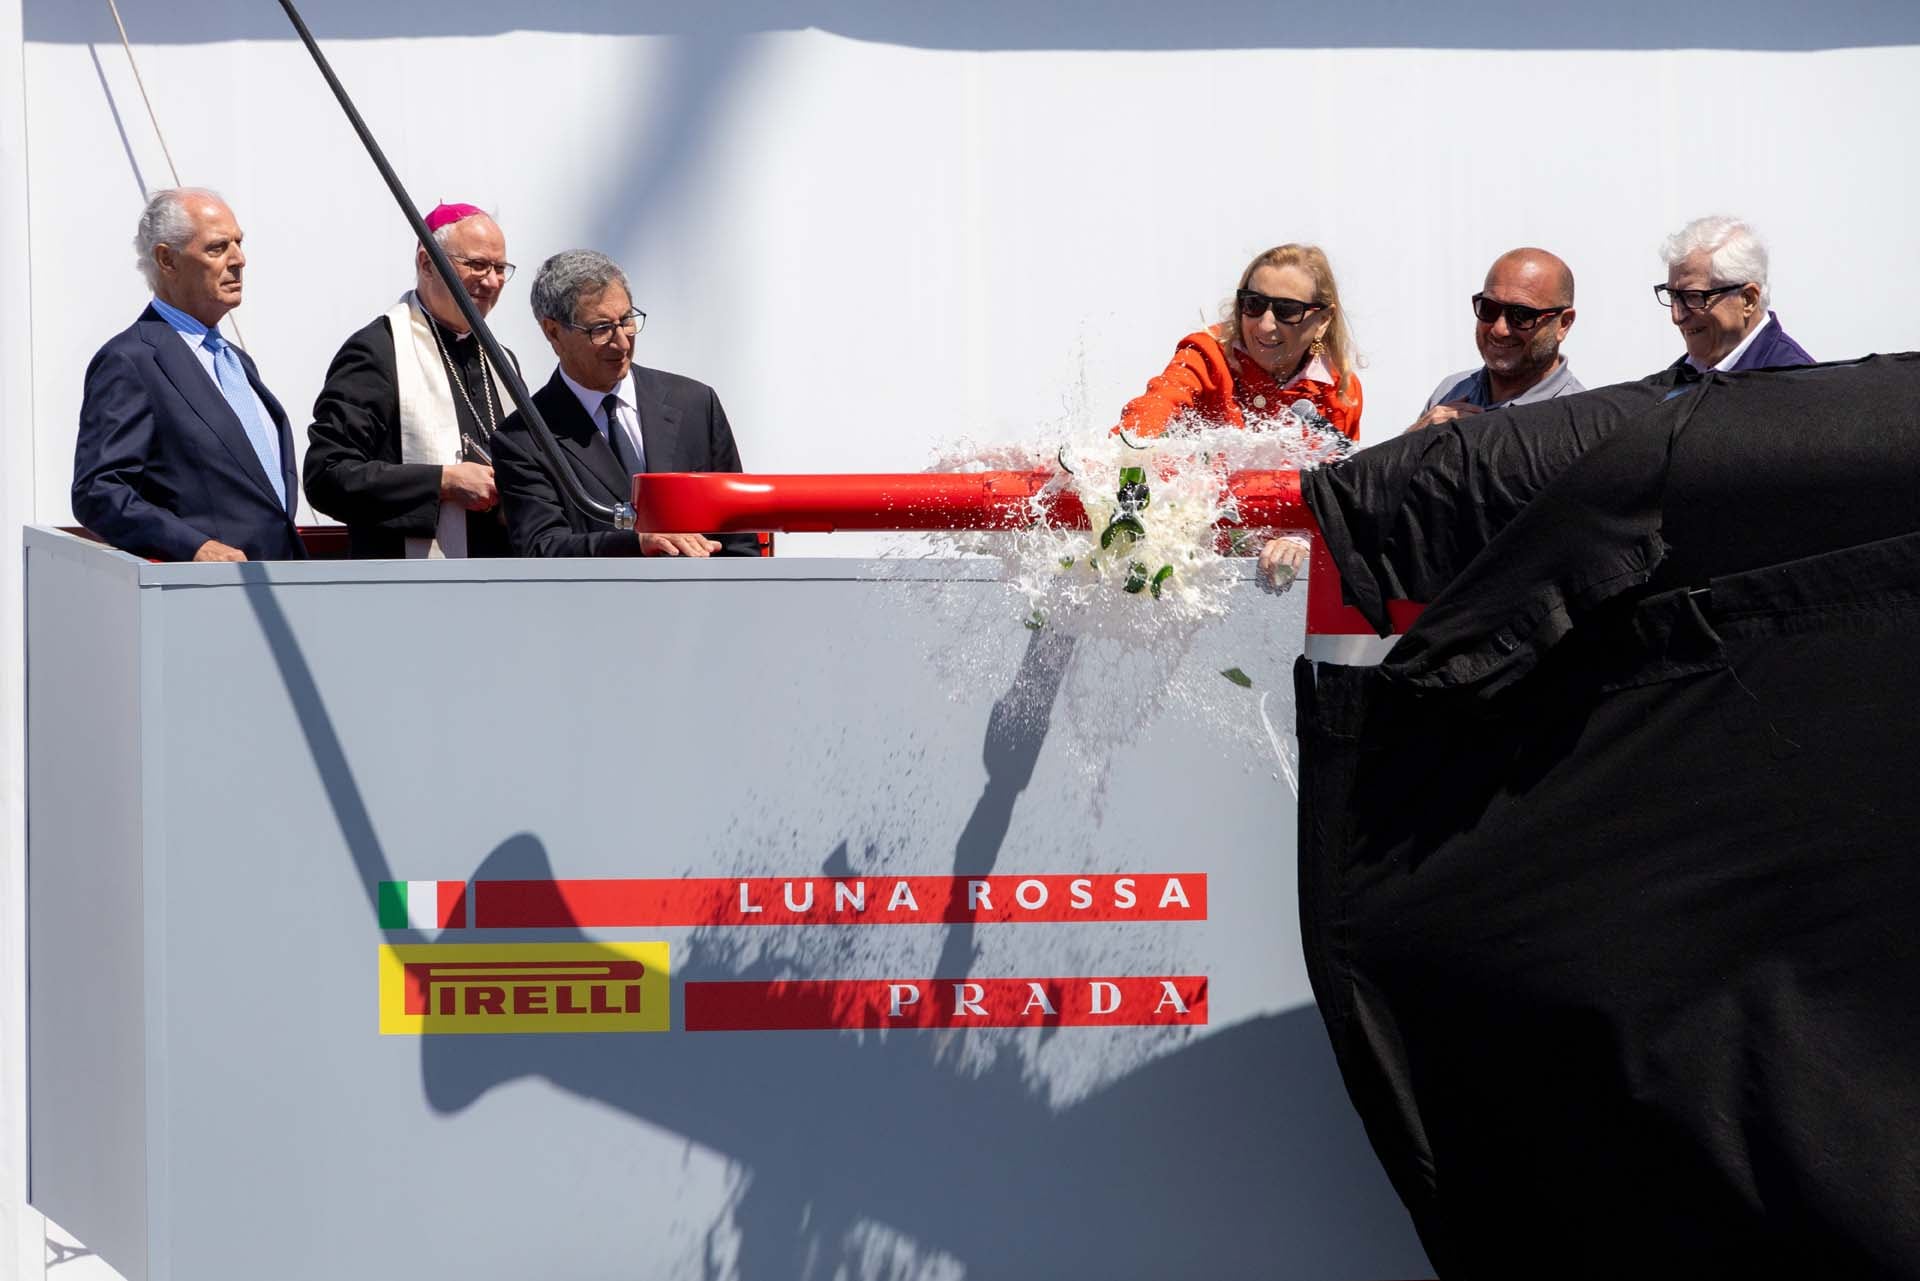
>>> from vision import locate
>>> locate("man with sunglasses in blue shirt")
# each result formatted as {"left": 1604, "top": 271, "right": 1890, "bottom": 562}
{"left": 1408, "top": 247, "right": 1582, "bottom": 432}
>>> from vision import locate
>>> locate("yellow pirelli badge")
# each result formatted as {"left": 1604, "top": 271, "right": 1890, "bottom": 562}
{"left": 379, "top": 942, "right": 670, "bottom": 1035}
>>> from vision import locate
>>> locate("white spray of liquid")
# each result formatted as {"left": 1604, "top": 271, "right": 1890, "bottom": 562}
{"left": 897, "top": 412, "right": 1345, "bottom": 802}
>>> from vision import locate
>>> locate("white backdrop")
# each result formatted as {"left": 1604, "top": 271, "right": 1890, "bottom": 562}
{"left": 20, "top": 8, "right": 1920, "bottom": 526}
{"left": 6, "top": 2, "right": 1920, "bottom": 1275}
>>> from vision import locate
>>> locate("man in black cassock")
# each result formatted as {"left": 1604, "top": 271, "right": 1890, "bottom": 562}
{"left": 303, "top": 201, "right": 514, "bottom": 559}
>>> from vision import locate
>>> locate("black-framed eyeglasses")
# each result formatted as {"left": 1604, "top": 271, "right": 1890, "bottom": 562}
{"left": 561, "top": 309, "right": 646, "bottom": 345}
{"left": 1471, "top": 293, "right": 1567, "bottom": 332}
{"left": 1654, "top": 283, "right": 1744, "bottom": 313}
{"left": 449, "top": 254, "right": 516, "bottom": 282}
{"left": 1236, "top": 289, "right": 1326, "bottom": 325}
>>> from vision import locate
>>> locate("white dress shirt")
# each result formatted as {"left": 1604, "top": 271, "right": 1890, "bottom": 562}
{"left": 1687, "top": 311, "right": 1774, "bottom": 374}
{"left": 557, "top": 366, "right": 646, "bottom": 473}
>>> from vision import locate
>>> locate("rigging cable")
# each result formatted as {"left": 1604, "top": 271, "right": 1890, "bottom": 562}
{"left": 103, "top": 0, "right": 248, "bottom": 349}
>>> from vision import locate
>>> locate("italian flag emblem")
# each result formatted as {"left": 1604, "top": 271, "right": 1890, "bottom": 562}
{"left": 378, "top": 880, "right": 467, "bottom": 930}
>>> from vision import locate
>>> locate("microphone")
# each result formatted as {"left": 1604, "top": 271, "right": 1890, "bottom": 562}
{"left": 1290, "top": 398, "right": 1333, "bottom": 434}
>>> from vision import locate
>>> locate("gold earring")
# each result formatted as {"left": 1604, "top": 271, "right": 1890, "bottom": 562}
{"left": 1310, "top": 337, "right": 1327, "bottom": 358}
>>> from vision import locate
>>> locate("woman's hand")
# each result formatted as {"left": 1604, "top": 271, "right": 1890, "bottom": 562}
{"left": 1257, "top": 535, "right": 1310, "bottom": 592}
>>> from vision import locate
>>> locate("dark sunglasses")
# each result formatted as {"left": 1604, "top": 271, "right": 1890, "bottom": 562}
{"left": 1237, "top": 289, "right": 1326, "bottom": 325}
{"left": 1471, "top": 294, "right": 1568, "bottom": 331}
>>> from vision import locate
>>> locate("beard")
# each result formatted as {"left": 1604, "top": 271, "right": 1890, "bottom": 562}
{"left": 1483, "top": 335, "right": 1557, "bottom": 382}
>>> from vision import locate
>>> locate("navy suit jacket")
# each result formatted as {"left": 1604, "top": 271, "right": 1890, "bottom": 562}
{"left": 72, "top": 306, "right": 306, "bottom": 561}
{"left": 1669, "top": 310, "right": 1815, "bottom": 378}
{"left": 493, "top": 365, "right": 758, "bottom": 558}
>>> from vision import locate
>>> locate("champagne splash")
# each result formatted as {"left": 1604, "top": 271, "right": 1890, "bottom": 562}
{"left": 922, "top": 411, "right": 1345, "bottom": 636}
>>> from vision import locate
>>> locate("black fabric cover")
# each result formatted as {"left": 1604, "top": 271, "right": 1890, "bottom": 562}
{"left": 1303, "top": 369, "right": 1686, "bottom": 639}
{"left": 1296, "top": 354, "right": 1920, "bottom": 1277}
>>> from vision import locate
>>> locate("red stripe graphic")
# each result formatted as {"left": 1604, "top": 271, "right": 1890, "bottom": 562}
{"left": 685, "top": 976, "right": 1209, "bottom": 1031}
{"left": 436, "top": 880, "right": 469, "bottom": 929}
{"left": 474, "top": 874, "right": 1204, "bottom": 928}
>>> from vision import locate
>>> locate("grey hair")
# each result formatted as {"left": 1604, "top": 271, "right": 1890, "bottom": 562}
{"left": 134, "top": 187, "right": 223, "bottom": 289}
{"left": 529, "top": 249, "right": 630, "bottom": 326}
{"left": 1661, "top": 214, "right": 1771, "bottom": 307}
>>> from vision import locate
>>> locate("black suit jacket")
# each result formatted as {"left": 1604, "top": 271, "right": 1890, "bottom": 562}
{"left": 493, "top": 365, "right": 758, "bottom": 557}
{"left": 72, "top": 305, "right": 305, "bottom": 561}
{"left": 302, "top": 313, "right": 513, "bottom": 559}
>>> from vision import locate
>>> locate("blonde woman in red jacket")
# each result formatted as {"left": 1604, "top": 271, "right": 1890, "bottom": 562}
{"left": 1118, "top": 243, "right": 1363, "bottom": 586}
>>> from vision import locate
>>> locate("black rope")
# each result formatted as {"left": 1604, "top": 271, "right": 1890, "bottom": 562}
{"left": 275, "top": 0, "right": 627, "bottom": 528}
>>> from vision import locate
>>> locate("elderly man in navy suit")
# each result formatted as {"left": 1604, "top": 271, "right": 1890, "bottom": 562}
{"left": 72, "top": 188, "right": 304, "bottom": 561}
{"left": 1658, "top": 215, "right": 1815, "bottom": 377}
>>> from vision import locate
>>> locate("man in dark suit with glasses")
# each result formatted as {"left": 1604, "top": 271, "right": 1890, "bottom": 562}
{"left": 492, "top": 249, "right": 757, "bottom": 558}
{"left": 1408, "top": 247, "right": 1583, "bottom": 433}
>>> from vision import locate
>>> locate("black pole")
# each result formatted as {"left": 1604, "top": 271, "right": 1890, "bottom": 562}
{"left": 275, "top": 0, "right": 629, "bottom": 530}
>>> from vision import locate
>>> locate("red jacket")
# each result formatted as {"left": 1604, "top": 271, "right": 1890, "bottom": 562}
{"left": 1119, "top": 327, "right": 1362, "bottom": 441}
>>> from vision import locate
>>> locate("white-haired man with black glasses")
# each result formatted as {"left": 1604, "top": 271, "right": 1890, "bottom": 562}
{"left": 1658, "top": 215, "right": 1813, "bottom": 376}
{"left": 492, "top": 249, "right": 756, "bottom": 557}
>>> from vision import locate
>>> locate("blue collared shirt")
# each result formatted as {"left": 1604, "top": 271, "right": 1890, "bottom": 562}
{"left": 1423, "top": 358, "right": 1584, "bottom": 414}
{"left": 148, "top": 297, "right": 275, "bottom": 431}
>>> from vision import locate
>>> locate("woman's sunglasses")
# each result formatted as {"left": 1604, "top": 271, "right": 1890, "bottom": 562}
{"left": 1237, "top": 289, "right": 1326, "bottom": 325}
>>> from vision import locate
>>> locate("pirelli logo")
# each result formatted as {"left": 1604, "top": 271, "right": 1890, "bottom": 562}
{"left": 378, "top": 943, "right": 669, "bottom": 1035}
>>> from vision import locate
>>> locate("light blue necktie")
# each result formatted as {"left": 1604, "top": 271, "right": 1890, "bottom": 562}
{"left": 203, "top": 332, "right": 287, "bottom": 510}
